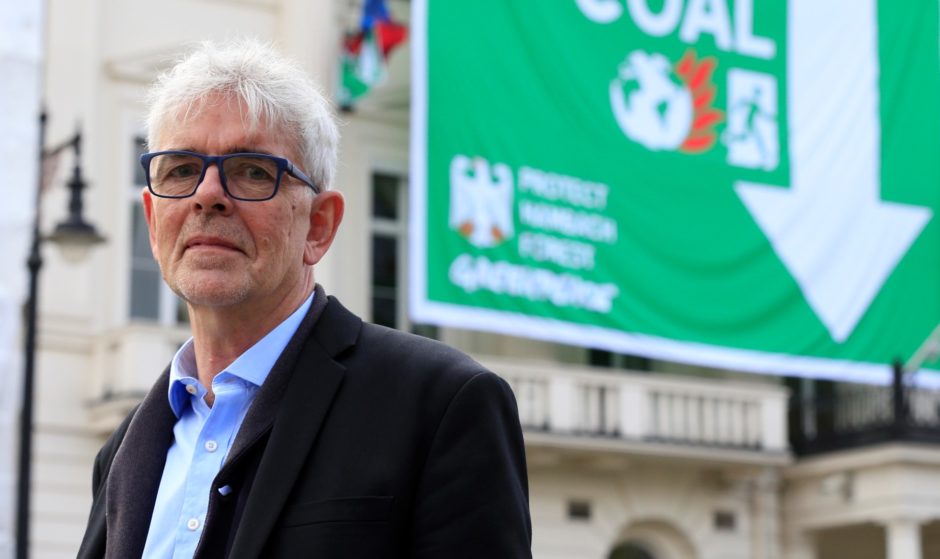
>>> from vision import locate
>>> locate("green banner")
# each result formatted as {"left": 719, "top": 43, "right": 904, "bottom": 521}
{"left": 409, "top": 0, "right": 940, "bottom": 383}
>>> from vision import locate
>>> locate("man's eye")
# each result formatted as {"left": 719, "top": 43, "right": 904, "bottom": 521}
{"left": 167, "top": 164, "right": 200, "bottom": 179}
{"left": 245, "top": 165, "right": 273, "bottom": 181}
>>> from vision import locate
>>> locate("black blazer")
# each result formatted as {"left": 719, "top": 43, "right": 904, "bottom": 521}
{"left": 77, "top": 286, "right": 532, "bottom": 558}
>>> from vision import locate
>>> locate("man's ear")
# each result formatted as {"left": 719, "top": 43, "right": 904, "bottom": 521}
{"left": 141, "top": 188, "right": 160, "bottom": 260}
{"left": 304, "top": 190, "right": 345, "bottom": 266}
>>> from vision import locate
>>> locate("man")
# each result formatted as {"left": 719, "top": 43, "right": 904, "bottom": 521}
{"left": 77, "top": 39, "right": 531, "bottom": 558}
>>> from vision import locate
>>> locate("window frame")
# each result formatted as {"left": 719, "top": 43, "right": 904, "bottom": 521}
{"left": 128, "top": 134, "right": 188, "bottom": 327}
{"left": 369, "top": 169, "right": 436, "bottom": 338}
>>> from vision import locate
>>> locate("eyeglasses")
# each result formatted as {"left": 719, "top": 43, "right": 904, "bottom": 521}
{"left": 139, "top": 151, "right": 320, "bottom": 201}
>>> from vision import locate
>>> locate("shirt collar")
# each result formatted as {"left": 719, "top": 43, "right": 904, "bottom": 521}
{"left": 167, "top": 292, "right": 315, "bottom": 417}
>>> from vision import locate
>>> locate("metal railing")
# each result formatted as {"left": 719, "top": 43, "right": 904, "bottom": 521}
{"left": 790, "top": 363, "right": 940, "bottom": 455}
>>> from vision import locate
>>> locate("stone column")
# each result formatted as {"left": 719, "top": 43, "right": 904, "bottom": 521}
{"left": 619, "top": 381, "right": 646, "bottom": 439}
{"left": 781, "top": 531, "right": 816, "bottom": 559}
{"left": 753, "top": 468, "right": 782, "bottom": 559}
{"left": 885, "top": 518, "right": 922, "bottom": 559}
{"left": 548, "top": 375, "right": 576, "bottom": 432}
{"left": 278, "top": 0, "right": 343, "bottom": 291}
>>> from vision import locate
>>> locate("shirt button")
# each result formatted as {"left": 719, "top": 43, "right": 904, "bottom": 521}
{"left": 185, "top": 385, "right": 198, "bottom": 395}
{"left": 186, "top": 517, "right": 200, "bottom": 531}
{"left": 204, "top": 440, "right": 218, "bottom": 452}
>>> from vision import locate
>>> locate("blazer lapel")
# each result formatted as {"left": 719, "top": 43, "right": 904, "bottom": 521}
{"left": 105, "top": 368, "right": 176, "bottom": 558}
{"left": 228, "top": 292, "right": 362, "bottom": 559}
{"left": 224, "top": 286, "right": 331, "bottom": 464}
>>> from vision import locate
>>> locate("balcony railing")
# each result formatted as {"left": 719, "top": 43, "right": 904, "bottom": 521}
{"left": 489, "top": 358, "right": 789, "bottom": 454}
{"left": 790, "top": 365, "right": 940, "bottom": 455}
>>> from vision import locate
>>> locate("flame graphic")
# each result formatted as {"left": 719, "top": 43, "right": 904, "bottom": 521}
{"left": 675, "top": 49, "right": 724, "bottom": 153}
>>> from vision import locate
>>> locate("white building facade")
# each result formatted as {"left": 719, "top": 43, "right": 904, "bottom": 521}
{"left": 0, "top": 1, "right": 45, "bottom": 557}
{"left": 8, "top": 0, "right": 940, "bottom": 558}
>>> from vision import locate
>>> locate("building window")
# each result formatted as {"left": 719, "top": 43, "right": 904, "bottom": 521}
{"left": 713, "top": 510, "right": 737, "bottom": 532}
{"left": 588, "top": 349, "right": 652, "bottom": 372}
{"left": 566, "top": 499, "right": 592, "bottom": 521}
{"left": 129, "top": 136, "right": 188, "bottom": 325}
{"left": 370, "top": 171, "right": 436, "bottom": 338}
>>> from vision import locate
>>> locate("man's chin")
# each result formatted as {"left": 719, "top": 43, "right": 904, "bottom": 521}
{"left": 172, "top": 273, "right": 251, "bottom": 309}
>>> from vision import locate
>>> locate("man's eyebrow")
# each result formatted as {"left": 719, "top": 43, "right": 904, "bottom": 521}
{"left": 165, "top": 147, "right": 275, "bottom": 156}
{"left": 225, "top": 146, "right": 274, "bottom": 156}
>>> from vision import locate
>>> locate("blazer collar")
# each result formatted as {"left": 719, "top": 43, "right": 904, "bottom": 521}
{"left": 104, "top": 367, "right": 175, "bottom": 559}
{"left": 223, "top": 284, "right": 333, "bottom": 464}
{"left": 227, "top": 286, "right": 362, "bottom": 559}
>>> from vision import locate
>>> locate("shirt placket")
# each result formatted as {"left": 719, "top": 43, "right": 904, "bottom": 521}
{"left": 172, "top": 379, "right": 249, "bottom": 559}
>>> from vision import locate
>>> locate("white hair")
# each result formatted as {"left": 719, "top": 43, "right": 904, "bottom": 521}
{"left": 146, "top": 38, "right": 339, "bottom": 191}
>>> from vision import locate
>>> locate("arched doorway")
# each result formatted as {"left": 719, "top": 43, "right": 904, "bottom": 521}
{"left": 608, "top": 519, "right": 698, "bottom": 559}
{"left": 608, "top": 541, "right": 658, "bottom": 559}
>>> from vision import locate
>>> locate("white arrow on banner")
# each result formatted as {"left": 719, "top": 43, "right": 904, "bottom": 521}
{"left": 735, "top": 0, "right": 931, "bottom": 343}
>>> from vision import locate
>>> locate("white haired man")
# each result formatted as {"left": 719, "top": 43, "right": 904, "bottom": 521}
{"left": 77, "top": 39, "right": 531, "bottom": 558}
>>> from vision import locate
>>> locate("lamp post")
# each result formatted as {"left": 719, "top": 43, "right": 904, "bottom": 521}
{"left": 15, "top": 112, "right": 105, "bottom": 559}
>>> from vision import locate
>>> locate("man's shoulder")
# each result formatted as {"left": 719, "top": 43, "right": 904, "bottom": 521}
{"left": 318, "top": 294, "right": 481, "bottom": 372}
{"left": 358, "top": 322, "right": 482, "bottom": 374}
{"left": 315, "top": 294, "right": 505, "bottom": 393}
{"left": 338, "top": 322, "right": 517, "bottom": 430}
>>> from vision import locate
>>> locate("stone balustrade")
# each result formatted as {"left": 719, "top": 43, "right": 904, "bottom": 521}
{"left": 491, "top": 358, "right": 789, "bottom": 453}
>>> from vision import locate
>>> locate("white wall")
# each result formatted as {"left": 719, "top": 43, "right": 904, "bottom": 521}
{"left": 0, "top": 1, "right": 44, "bottom": 556}
{"left": 529, "top": 461, "right": 764, "bottom": 559}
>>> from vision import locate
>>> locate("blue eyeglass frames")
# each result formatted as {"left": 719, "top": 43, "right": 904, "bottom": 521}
{"left": 140, "top": 150, "right": 321, "bottom": 201}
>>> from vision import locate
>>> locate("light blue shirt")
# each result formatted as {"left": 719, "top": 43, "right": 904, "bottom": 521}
{"left": 141, "top": 293, "right": 313, "bottom": 559}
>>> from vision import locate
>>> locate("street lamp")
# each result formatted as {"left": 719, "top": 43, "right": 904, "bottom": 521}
{"left": 16, "top": 112, "right": 105, "bottom": 559}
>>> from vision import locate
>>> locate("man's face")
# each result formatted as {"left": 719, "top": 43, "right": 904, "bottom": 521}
{"left": 143, "top": 95, "right": 319, "bottom": 312}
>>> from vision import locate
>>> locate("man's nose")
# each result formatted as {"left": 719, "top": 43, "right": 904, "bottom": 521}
{"left": 191, "top": 163, "right": 232, "bottom": 214}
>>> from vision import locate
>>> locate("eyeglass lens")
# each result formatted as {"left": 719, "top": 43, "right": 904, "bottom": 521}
{"left": 149, "top": 154, "right": 281, "bottom": 199}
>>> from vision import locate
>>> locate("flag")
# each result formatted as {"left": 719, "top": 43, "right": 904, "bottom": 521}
{"left": 339, "top": 0, "right": 407, "bottom": 109}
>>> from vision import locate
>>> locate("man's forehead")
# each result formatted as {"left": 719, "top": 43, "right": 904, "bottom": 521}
{"left": 153, "top": 95, "right": 297, "bottom": 157}
{"left": 159, "top": 114, "right": 267, "bottom": 146}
